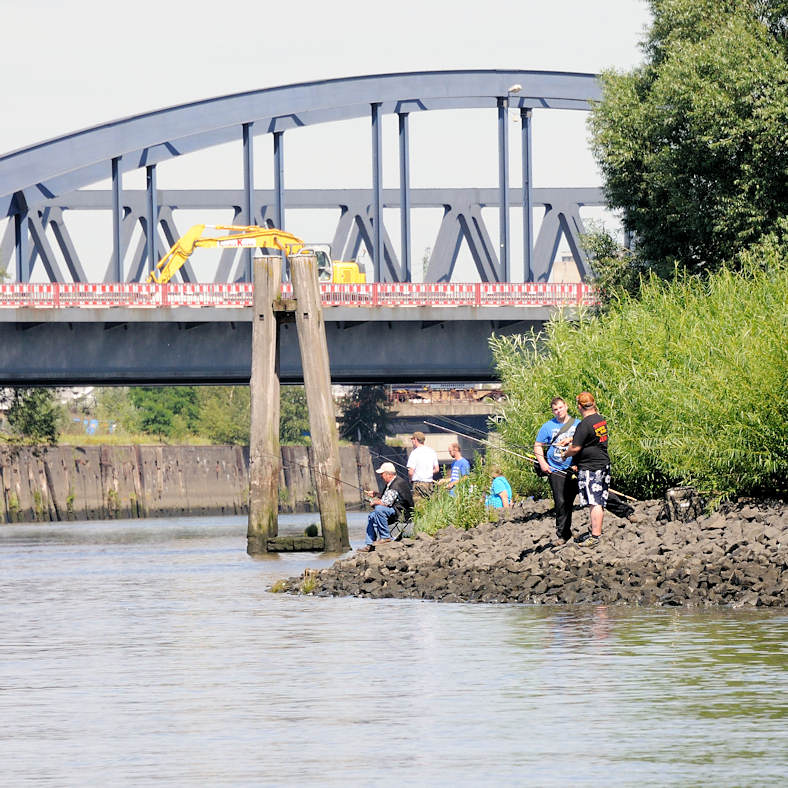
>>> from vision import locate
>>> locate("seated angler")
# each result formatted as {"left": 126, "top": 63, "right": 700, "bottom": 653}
{"left": 359, "top": 462, "right": 414, "bottom": 552}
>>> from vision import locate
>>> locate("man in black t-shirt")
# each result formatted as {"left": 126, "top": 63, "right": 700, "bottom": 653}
{"left": 564, "top": 391, "right": 610, "bottom": 545}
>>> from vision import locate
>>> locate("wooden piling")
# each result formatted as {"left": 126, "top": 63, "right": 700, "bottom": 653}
{"left": 247, "top": 254, "right": 283, "bottom": 555}
{"left": 289, "top": 252, "right": 349, "bottom": 553}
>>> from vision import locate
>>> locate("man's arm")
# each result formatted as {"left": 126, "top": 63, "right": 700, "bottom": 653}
{"left": 379, "top": 487, "right": 399, "bottom": 508}
{"left": 564, "top": 420, "right": 587, "bottom": 458}
{"left": 533, "top": 441, "right": 551, "bottom": 474}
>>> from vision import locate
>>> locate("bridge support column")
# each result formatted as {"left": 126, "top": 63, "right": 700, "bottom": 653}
{"left": 290, "top": 252, "right": 349, "bottom": 553}
{"left": 247, "top": 254, "right": 283, "bottom": 555}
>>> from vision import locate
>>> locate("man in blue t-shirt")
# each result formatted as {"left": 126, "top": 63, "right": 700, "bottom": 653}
{"left": 534, "top": 396, "right": 580, "bottom": 543}
{"left": 445, "top": 442, "right": 470, "bottom": 496}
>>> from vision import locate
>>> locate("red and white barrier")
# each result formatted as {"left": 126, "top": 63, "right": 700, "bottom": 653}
{"left": 0, "top": 282, "right": 599, "bottom": 309}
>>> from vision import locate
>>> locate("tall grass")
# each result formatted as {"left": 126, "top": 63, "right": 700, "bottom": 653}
{"left": 491, "top": 237, "right": 788, "bottom": 502}
{"left": 413, "top": 469, "right": 488, "bottom": 535}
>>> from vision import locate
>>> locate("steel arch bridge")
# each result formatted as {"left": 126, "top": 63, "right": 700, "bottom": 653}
{"left": 0, "top": 70, "right": 603, "bottom": 287}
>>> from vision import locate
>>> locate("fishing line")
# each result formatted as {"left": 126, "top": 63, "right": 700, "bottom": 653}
{"left": 431, "top": 413, "right": 537, "bottom": 456}
{"left": 423, "top": 419, "right": 637, "bottom": 502}
{"left": 257, "top": 450, "right": 370, "bottom": 495}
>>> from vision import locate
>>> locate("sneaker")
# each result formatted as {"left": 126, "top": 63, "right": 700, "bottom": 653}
{"left": 583, "top": 536, "right": 600, "bottom": 548}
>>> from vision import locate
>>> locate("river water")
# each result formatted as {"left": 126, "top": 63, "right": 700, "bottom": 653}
{"left": 1, "top": 513, "right": 786, "bottom": 787}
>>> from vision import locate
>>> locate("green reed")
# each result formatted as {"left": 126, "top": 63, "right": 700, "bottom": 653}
{"left": 413, "top": 469, "right": 488, "bottom": 535}
{"left": 490, "top": 236, "right": 788, "bottom": 502}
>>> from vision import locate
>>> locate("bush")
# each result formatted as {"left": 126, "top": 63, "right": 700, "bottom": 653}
{"left": 413, "top": 465, "right": 489, "bottom": 536}
{"left": 6, "top": 388, "right": 62, "bottom": 443}
{"left": 491, "top": 243, "right": 788, "bottom": 501}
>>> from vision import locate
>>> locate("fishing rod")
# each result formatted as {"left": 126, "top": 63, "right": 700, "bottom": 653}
{"left": 432, "top": 413, "right": 538, "bottom": 457}
{"left": 368, "top": 448, "right": 410, "bottom": 474}
{"left": 424, "top": 419, "right": 545, "bottom": 468}
{"left": 258, "top": 450, "right": 369, "bottom": 496}
{"left": 424, "top": 419, "right": 637, "bottom": 502}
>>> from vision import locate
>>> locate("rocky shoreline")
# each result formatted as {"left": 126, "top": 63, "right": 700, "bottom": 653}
{"left": 279, "top": 497, "right": 788, "bottom": 607}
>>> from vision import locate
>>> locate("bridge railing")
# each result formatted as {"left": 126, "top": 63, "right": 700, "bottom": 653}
{"left": 0, "top": 282, "right": 598, "bottom": 309}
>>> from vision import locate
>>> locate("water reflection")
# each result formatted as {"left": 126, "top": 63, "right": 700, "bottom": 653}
{"left": 0, "top": 515, "right": 785, "bottom": 786}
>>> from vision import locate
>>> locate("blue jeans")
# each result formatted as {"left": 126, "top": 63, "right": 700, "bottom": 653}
{"left": 366, "top": 505, "right": 395, "bottom": 544}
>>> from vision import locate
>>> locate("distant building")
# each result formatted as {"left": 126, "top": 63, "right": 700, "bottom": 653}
{"left": 550, "top": 251, "right": 581, "bottom": 283}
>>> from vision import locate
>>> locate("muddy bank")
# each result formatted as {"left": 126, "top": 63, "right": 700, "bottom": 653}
{"left": 281, "top": 497, "right": 788, "bottom": 607}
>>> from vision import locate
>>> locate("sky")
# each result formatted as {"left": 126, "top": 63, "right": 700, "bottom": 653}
{"left": 0, "top": 0, "right": 653, "bottom": 279}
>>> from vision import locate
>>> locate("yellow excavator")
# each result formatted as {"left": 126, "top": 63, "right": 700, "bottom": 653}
{"left": 147, "top": 224, "right": 366, "bottom": 284}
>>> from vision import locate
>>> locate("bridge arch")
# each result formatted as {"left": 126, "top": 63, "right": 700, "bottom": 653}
{"left": 0, "top": 70, "right": 603, "bottom": 285}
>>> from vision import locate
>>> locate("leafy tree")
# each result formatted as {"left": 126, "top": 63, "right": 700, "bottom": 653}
{"left": 589, "top": 0, "right": 788, "bottom": 277}
{"left": 490, "top": 239, "right": 788, "bottom": 501}
{"left": 198, "top": 385, "right": 310, "bottom": 445}
{"left": 580, "top": 222, "right": 646, "bottom": 307}
{"left": 6, "top": 388, "right": 61, "bottom": 443}
{"left": 338, "top": 386, "right": 392, "bottom": 444}
{"left": 280, "top": 386, "right": 310, "bottom": 445}
{"left": 198, "top": 386, "right": 250, "bottom": 444}
{"left": 95, "top": 387, "right": 139, "bottom": 433}
{"left": 128, "top": 386, "right": 200, "bottom": 440}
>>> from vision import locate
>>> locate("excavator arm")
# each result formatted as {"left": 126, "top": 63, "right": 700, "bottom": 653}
{"left": 147, "top": 224, "right": 306, "bottom": 283}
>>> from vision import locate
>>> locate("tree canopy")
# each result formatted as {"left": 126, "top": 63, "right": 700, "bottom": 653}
{"left": 338, "top": 386, "right": 392, "bottom": 444}
{"left": 279, "top": 386, "right": 310, "bottom": 445}
{"left": 6, "top": 388, "right": 61, "bottom": 443}
{"left": 589, "top": 0, "right": 788, "bottom": 277}
{"left": 127, "top": 386, "right": 200, "bottom": 440}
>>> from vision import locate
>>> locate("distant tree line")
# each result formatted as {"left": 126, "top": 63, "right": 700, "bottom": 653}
{"left": 2, "top": 384, "right": 393, "bottom": 447}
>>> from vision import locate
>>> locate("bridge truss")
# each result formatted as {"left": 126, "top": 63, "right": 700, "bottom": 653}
{"left": 0, "top": 70, "right": 603, "bottom": 286}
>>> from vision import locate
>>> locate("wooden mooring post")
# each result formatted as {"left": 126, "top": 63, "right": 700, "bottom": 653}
{"left": 247, "top": 254, "right": 283, "bottom": 555}
{"left": 247, "top": 251, "right": 349, "bottom": 555}
{"left": 290, "top": 253, "right": 349, "bottom": 553}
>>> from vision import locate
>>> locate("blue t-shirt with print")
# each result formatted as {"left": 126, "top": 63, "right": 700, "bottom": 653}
{"left": 535, "top": 417, "right": 580, "bottom": 471}
{"left": 448, "top": 457, "right": 470, "bottom": 496}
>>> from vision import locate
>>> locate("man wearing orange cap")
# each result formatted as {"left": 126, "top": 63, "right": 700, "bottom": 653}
{"left": 564, "top": 392, "right": 610, "bottom": 547}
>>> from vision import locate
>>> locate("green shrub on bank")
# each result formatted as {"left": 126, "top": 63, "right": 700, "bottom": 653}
{"left": 491, "top": 239, "right": 788, "bottom": 502}
{"left": 413, "top": 470, "right": 488, "bottom": 536}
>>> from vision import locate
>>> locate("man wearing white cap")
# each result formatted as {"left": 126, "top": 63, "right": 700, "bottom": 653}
{"left": 360, "top": 462, "right": 414, "bottom": 552}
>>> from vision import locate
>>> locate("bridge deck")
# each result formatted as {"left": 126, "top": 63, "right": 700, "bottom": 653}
{"left": 0, "top": 283, "right": 594, "bottom": 385}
